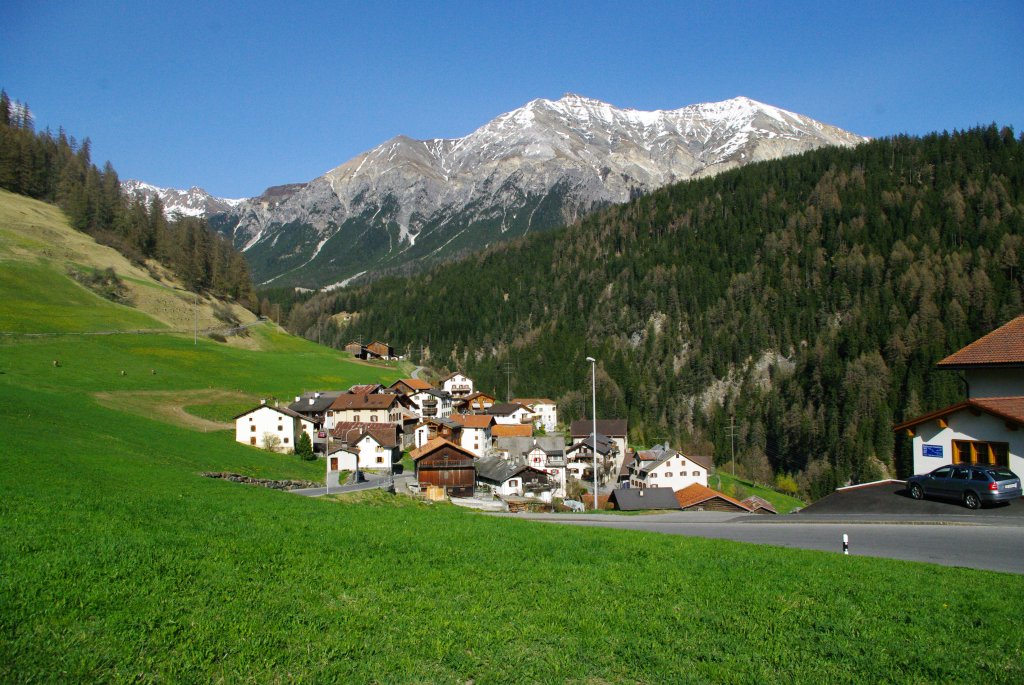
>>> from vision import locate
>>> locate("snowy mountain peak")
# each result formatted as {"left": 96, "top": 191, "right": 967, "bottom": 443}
{"left": 122, "top": 180, "right": 245, "bottom": 219}
{"left": 207, "top": 95, "right": 867, "bottom": 288}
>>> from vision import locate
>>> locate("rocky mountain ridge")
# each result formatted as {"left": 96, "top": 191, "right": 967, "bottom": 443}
{"left": 121, "top": 180, "right": 246, "bottom": 219}
{"left": 129, "top": 95, "right": 867, "bottom": 288}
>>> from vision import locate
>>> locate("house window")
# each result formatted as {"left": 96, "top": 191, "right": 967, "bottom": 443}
{"left": 953, "top": 440, "right": 1009, "bottom": 467}
{"left": 693, "top": 471, "right": 700, "bottom": 477}
{"left": 509, "top": 480, "right": 518, "bottom": 487}
{"left": 250, "top": 437, "right": 256, "bottom": 445}
{"left": 680, "top": 471, "right": 687, "bottom": 477}
{"left": 376, "top": 456, "right": 384, "bottom": 464}
{"left": 284, "top": 437, "right": 289, "bottom": 444}
{"left": 353, "top": 415, "right": 360, "bottom": 422}
{"left": 251, "top": 425, "right": 256, "bottom": 432}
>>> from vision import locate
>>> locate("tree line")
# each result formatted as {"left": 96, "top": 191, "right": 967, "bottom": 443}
{"left": 280, "top": 125, "right": 1022, "bottom": 500}
{"left": 0, "top": 90, "right": 255, "bottom": 304}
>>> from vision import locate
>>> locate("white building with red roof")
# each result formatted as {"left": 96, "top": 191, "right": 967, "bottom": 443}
{"left": 895, "top": 316, "right": 1024, "bottom": 477}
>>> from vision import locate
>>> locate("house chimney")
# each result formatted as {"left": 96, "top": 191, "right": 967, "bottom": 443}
{"left": 260, "top": 399, "right": 266, "bottom": 405}
{"left": 295, "top": 396, "right": 300, "bottom": 403}
{"left": 309, "top": 398, "right": 315, "bottom": 405}
{"left": 315, "top": 392, "right": 321, "bottom": 398}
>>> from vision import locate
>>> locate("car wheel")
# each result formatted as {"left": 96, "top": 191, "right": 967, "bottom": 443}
{"left": 909, "top": 483, "right": 924, "bottom": 500}
{"left": 964, "top": 491, "right": 981, "bottom": 510}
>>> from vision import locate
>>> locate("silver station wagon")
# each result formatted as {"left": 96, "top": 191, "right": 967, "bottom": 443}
{"left": 907, "top": 465, "right": 1021, "bottom": 509}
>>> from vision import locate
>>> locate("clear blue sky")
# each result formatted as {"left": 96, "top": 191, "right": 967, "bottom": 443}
{"left": 3, "top": 1, "right": 1022, "bottom": 198}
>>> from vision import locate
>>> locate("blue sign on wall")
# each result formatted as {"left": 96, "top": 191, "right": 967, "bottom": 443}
{"left": 922, "top": 444, "right": 944, "bottom": 458}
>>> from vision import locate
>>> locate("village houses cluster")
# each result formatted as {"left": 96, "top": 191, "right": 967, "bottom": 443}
{"left": 233, "top": 344, "right": 780, "bottom": 512}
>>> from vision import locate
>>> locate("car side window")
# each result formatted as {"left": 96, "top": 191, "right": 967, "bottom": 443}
{"left": 933, "top": 467, "right": 952, "bottom": 478}
{"left": 971, "top": 469, "right": 988, "bottom": 481}
{"left": 953, "top": 468, "right": 970, "bottom": 480}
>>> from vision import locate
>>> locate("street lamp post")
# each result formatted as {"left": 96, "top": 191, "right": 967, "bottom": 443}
{"left": 586, "top": 356, "right": 598, "bottom": 511}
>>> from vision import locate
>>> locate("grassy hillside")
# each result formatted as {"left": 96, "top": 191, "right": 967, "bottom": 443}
{"left": 0, "top": 189, "right": 256, "bottom": 337}
{"left": 2, "top": 193, "right": 1023, "bottom": 682}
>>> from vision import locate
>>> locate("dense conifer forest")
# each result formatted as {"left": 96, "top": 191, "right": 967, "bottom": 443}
{"left": 292, "top": 125, "right": 1023, "bottom": 498}
{"left": 0, "top": 90, "right": 255, "bottom": 304}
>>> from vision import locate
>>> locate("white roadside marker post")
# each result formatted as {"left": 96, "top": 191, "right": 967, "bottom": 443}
{"left": 842, "top": 533, "right": 849, "bottom": 555}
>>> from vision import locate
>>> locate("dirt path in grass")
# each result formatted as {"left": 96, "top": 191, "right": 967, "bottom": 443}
{"left": 93, "top": 389, "right": 254, "bottom": 432}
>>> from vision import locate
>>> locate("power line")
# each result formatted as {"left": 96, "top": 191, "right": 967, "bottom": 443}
{"left": 725, "top": 416, "right": 739, "bottom": 476}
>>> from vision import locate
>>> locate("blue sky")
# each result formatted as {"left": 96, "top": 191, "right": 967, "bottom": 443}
{"left": 3, "top": 1, "right": 1022, "bottom": 198}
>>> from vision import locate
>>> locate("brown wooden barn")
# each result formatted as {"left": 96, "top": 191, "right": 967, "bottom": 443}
{"left": 674, "top": 483, "right": 753, "bottom": 513}
{"left": 410, "top": 437, "right": 476, "bottom": 497}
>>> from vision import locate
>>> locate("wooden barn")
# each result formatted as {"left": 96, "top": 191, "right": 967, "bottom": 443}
{"left": 410, "top": 437, "right": 477, "bottom": 498}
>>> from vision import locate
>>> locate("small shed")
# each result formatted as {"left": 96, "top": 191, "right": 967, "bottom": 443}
{"left": 742, "top": 496, "right": 779, "bottom": 515}
{"left": 411, "top": 437, "right": 477, "bottom": 498}
{"left": 608, "top": 487, "right": 682, "bottom": 511}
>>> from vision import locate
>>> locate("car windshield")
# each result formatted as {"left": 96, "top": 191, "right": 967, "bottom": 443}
{"left": 986, "top": 469, "right": 1017, "bottom": 481}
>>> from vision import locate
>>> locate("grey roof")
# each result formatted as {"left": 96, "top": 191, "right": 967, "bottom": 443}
{"left": 487, "top": 402, "right": 530, "bottom": 416}
{"left": 567, "top": 435, "right": 612, "bottom": 456}
{"left": 687, "top": 454, "right": 714, "bottom": 471}
{"left": 636, "top": 447, "right": 678, "bottom": 475}
{"left": 495, "top": 436, "right": 566, "bottom": 460}
{"left": 475, "top": 456, "right": 528, "bottom": 484}
{"left": 288, "top": 391, "right": 343, "bottom": 415}
{"left": 570, "top": 419, "right": 628, "bottom": 438}
{"left": 609, "top": 487, "right": 682, "bottom": 511}
{"left": 234, "top": 403, "right": 308, "bottom": 422}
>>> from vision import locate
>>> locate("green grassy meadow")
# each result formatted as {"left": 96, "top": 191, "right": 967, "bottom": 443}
{"left": 709, "top": 472, "right": 805, "bottom": 514}
{"left": 2, "top": 198, "right": 1023, "bottom": 682}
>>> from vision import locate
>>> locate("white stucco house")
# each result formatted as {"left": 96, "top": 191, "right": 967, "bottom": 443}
{"left": 409, "top": 388, "right": 453, "bottom": 419}
{"left": 325, "top": 392, "right": 407, "bottom": 430}
{"left": 330, "top": 422, "right": 402, "bottom": 471}
{"left": 896, "top": 315, "right": 1024, "bottom": 478}
{"left": 486, "top": 402, "right": 534, "bottom": 426}
{"left": 234, "top": 402, "right": 313, "bottom": 452}
{"left": 450, "top": 413, "right": 495, "bottom": 457}
{"left": 514, "top": 398, "right": 559, "bottom": 433}
{"left": 628, "top": 445, "right": 711, "bottom": 491}
{"left": 441, "top": 371, "right": 474, "bottom": 398}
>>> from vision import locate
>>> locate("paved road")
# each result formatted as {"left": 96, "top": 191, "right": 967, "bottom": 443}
{"left": 291, "top": 475, "right": 392, "bottom": 497}
{"left": 502, "top": 512, "right": 1024, "bottom": 574}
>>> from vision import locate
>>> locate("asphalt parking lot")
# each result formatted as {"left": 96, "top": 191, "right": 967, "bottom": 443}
{"left": 791, "top": 479, "right": 1024, "bottom": 524}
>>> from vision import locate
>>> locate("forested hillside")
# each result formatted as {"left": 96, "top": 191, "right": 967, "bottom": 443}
{"left": 291, "top": 125, "right": 1023, "bottom": 498}
{"left": 0, "top": 90, "right": 255, "bottom": 304}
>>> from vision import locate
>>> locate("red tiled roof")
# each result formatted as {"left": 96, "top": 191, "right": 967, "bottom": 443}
{"left": 969, "top": 396, "right": 1024, "bottom": 423}
{"left": 330, "top": 393, "right": 400, "bottom": 411}
{"left": 674, "top": 483, "right": 751, "bottom": 511}
{"left": 409, "top": 437, "right": 475, "bottom": 462}
{"left": 391, "top": 378, "right": 432, "bottom": 392}
{"left": 893, "top": 396, "right": 1024, "bottom": 431}
{"left": 491, "top": 424, "right": 532, "bottom": 438}
{"left": 330, "top": 422, "right": 399, "bottom": 448}
{"left": 937, "top": 316, "right": 1024, "bottom": 367}
{"left": 450, "top": 413, "right": 495, "bottom": 429}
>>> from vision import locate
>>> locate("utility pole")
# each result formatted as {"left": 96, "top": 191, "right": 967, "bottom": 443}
{"left": 726, "top": 416, "right": 738, "bottom": 476}
{"left": 503, "top": 361, "right": 514, "bottom": 401}
{"left": 586, "top": 357, "right": 598, "bottom": 511}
